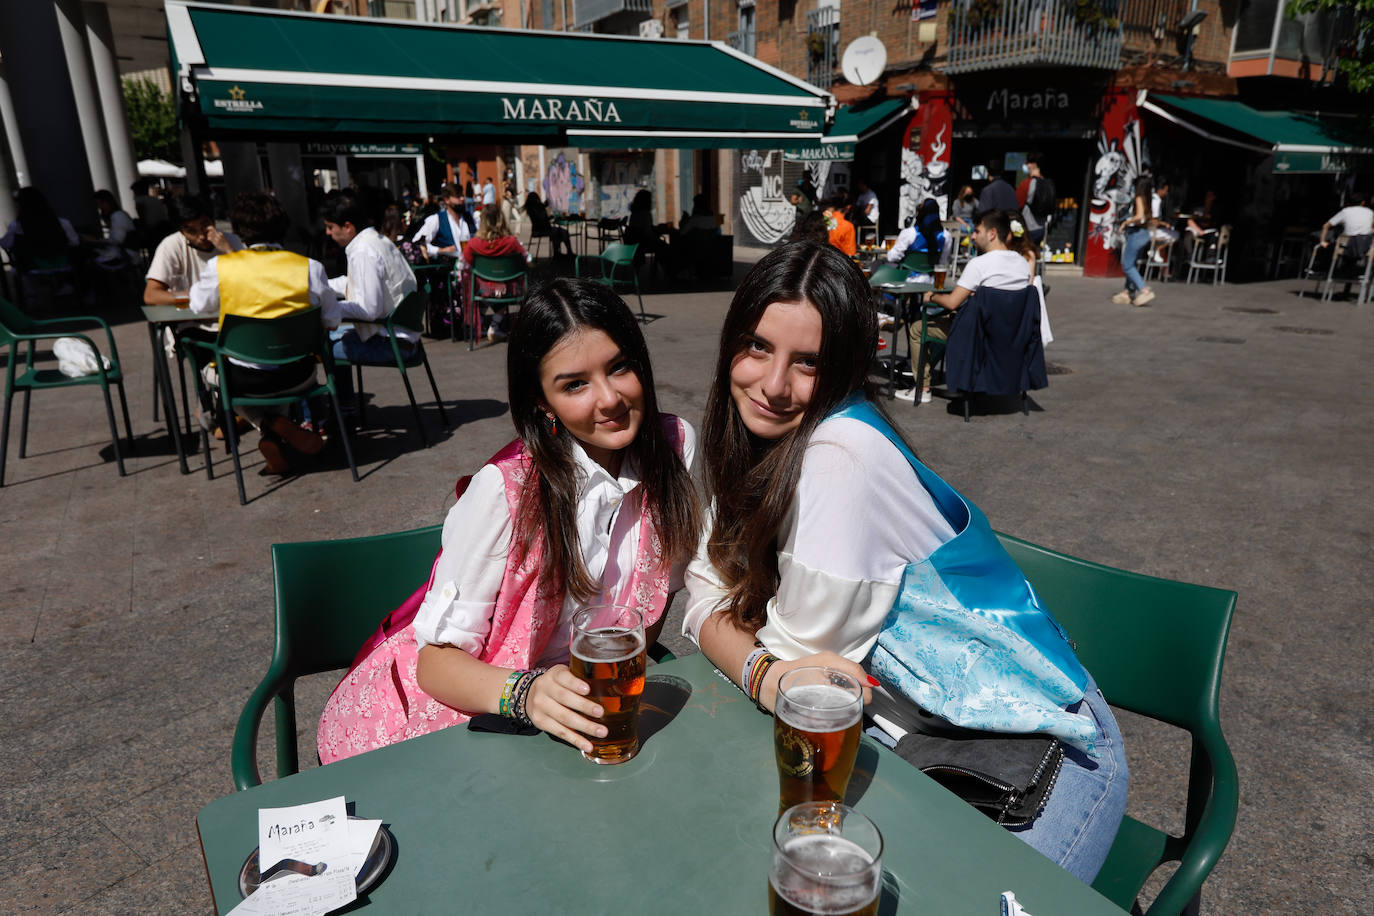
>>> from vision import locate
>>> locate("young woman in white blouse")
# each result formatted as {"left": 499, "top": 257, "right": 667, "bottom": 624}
{"left": 319, "top": 279, "right": 699, "bottom": 762}
{"left": 683, "top": 242, "right": 1127, "bottom": 883}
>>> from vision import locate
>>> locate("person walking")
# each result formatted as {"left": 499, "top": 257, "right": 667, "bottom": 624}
{"left": 1114, "top": 177, "right": 1155, "bottom": 306}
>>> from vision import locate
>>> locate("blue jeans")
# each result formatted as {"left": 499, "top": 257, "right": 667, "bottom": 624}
{"left": 1121, "top": 227, "right": 1151, "bottom": 294}
{"left": 1008, "top": 676, "right": 1129, "bottom": 884}
{"left": 330, "top": 327, "right": 417, "bottom": 408}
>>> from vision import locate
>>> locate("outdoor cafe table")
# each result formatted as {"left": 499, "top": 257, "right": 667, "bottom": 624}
{"left": 140, "top": 304, "right": 194, "bottom": 474}
{"left": 196, "top": 653, "right": 1123, "bottom": 914}
{"left": 870, "top": 276, "right": 952, "bottom": 399}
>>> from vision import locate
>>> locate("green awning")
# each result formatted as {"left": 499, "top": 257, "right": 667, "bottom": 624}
{"left": 783, "top": 98, "right": 911, "bottom": 162}
{"left": 1143, "top": 94, "right": 1374, "bottom": 174}
{"left": 165, "top": 1, "right": 830, "bottom": 148}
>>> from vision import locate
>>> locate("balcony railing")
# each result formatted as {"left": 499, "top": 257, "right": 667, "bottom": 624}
{"left": 806, "top": 7, "right": 839, "bottom": 89}
{"left": 728, "top": 27, "right": 757, "bottom": 56}
{"left": 945, "top": 0, "right": 1124, "bottom": 74}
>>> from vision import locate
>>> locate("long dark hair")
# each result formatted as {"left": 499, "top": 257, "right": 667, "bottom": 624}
{"left": 14, "top": 187, "right": 68, "bottom": 254}
{"left": 917, "top": 198, "right": 943, "bottom": 259}
{"left": 507, "top": 278, "right": 699, "bottom": 602}
{"left": 702, "top": 242, "right": 899, "bottom": 630}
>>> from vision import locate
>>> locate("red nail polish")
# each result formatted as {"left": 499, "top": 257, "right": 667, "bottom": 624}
{"left": 866, "top": 675, "right": 881, "bottom": 687}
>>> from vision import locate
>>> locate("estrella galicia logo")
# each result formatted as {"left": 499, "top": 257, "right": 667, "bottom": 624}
{"left": 213, "top": 85, "right": 264, "bottom": 113}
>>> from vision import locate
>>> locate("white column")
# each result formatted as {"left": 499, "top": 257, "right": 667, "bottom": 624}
{"left": 415, "top": 154, "right": 429, "bottom": 199}
{"left": 0, "top": 60, "right": 30, "bottom": 188}
{"left": 83, "top": 2, "right": 138, "bottom": 213}
{"left": 0, "top": 112, "right": 16, "bottom": 230}
{"left": 53, "top": 0, "right": 116, "bottom": 195}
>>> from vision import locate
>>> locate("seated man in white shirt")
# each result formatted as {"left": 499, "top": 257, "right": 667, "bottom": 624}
{"left": 1319, "top": 192, "right": 1373, "bottom": 252}
{"left": 411, "top": 182, "right": 473, "bottom": 259}
{"left": 320, "top": 189, "right": 419, "bottom": 410}
{"left": 900, "top": 209, "right": 1029, "bottom": 402}
{"left": 144, "top": 195, "right": 243, "bottom": 305}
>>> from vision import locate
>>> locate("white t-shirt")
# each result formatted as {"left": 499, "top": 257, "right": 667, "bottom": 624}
{"left": 415, "top": 422, "right": 698, "bottom": 666}
{"left": 955, "top": 249, "right": 1030, "bottom": 293}
{"left": 682, "top": 415, "right": 956, "bottom": 741}
{"left": 1328, "top": 205, "right": 1373, "bottom": 237}
{"left": 145, "top": 229, "right": 244, "bottom": 291}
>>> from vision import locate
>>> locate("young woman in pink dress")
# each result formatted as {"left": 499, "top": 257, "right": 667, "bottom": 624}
{"left": 318, "top": 278, "right": 699, "bottom": 762}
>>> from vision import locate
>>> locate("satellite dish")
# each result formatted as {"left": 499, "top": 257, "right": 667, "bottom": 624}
{"left": 841, "top": 36, "right": 887, "bottom": 86}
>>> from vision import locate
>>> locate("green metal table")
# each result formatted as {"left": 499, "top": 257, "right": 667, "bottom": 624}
{"left": 870, "top": 277, "right": 951, "bottom": 401}
{"left": 197, "top": 653, "right": 1123, "bottom": 914}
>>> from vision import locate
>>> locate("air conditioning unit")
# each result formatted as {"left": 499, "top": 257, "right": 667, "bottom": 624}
{"left": 640, "top": 19, "right": 664, "bottom": 39}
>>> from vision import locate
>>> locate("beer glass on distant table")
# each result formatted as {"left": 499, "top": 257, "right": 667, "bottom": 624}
{"left": 932, "top": 267, "right": 947, "bottom": 290}
{"left": 569, "top": 605, "right": 646, "bottom": 764}
{"left": 774, "top": 668, "right": 863, "bottom": 812}
{"left": 769, "top": 802, "right": 883, "bottom": 916}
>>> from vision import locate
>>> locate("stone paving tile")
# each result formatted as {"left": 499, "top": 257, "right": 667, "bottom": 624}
{"left": 68, "top": 841, "right": 209, "bottom": 915}
{"left": 0, "top": 816, "right": 144, "bottom": 915}
{"left": 97, "top": 765, "right": 231, "bottom": 865}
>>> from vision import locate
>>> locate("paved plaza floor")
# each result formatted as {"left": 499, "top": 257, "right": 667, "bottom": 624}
{"left": 0, "top": 262, "right": 1370, "bottom": 913}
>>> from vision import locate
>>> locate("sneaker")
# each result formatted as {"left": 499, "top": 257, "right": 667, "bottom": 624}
{"left": 1150, "top": 251, "right": 1165, "bottom": 264}
{"left": 894, "top": 386, "right": 917, "bottom": 401}
{"left": 920, "top": 387, "right": 933, "bottom": 404}
{"left": 876, "top": 311, "right": 896, "bottom": 329}
{"left": 1111, "top": 290, "right": 1132, "bottom": 305}
{"left": 1133, "top": 289, "right": 1156, "bottom": 306}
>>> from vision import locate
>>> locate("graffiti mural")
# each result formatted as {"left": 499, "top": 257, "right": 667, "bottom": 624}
{"left": 1084, "top": 90, "right": 1146, "bottom": 278}
{"left": 543, "top": 151, "right": 585, "bottom": 214}
{"left": 736, "top": 149, "right": 796, "bottom": 246}
{"left": 898, "top": 94, "right": 952, "bottom": 230}
{"left": 595, "top": 153, "right": 653, "bottom": 220}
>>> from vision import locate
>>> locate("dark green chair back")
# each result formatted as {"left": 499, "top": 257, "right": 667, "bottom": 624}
{"left": 601, "top": 241, "right": 637, "bottom": 267}
{"left": 389, "top": 288, "right": 428, "bottom": 336}
{"left": 232, "top": 524, "right": 444, "bottom": 790}
{"left": 996, "top": 533, "right": 1239, "bottom": 916}
{"left": 899, "top": 249, "right": 935, "bottom": 274}
{"left": 217, "top": 307, "right": 333, "bottom": 370}
{"left": 470, "top": 253, "right": 529, "bottom": 285}
{"left": 869, "top": 264, "right": 909, "bottom": 286}
{"left": 0, "top": 297, "right": 36, "bottom": 341}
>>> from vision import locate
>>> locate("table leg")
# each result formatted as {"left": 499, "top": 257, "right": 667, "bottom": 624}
{"left": 151, "top": 324, "right": 189, "bottom": 473}
{"left": 148, "top": 323, "right": 161, "bottom": 423}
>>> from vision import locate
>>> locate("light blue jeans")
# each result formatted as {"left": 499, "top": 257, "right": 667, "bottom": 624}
{"left": 1007, "top": 677, "right": 1129, "bottom": 884}
{"left": 1121, "top": 227, "right": 1151, "bottom": 295}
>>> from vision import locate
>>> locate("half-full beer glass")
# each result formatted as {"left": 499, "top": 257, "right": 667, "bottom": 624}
{"left": 569, "top": 605, "right": 646, "bottom": 764}
{"left": 769, "top": 802, "right": 883, "bottom": 916}
{"left": 774, "top": 668, "right": 863, "bottom": 812}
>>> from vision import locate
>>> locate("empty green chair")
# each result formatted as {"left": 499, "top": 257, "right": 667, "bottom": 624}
{"left": 0, "top": 296, "right": 132, "bottom": 486}
{"left": 183, "top": 306, "right": 358, "bottom": 505}
{"left": 899, "top": 249, "right": 935, "bottom": 274}
{"left": 996, "top": 533, "right": 1239, "bottom": 916}
{"left": 467, "top": 254, "right": 528, "bottom": 350}
{"left": 334, "top": 290, "right": 448, "bottom": 446}
{"left": 232, "top": 525, "right": 444, "bottom": 789}
{"left": 576, "top": 241, "right": 644, "bottom": 321}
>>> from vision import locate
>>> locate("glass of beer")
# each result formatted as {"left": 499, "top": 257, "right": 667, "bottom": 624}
{"left": 932, "top": 267, "right": 948, "bottom": 289}
{"left": 569, "top": 604, "right": 647, "bottom": 764}
{"left": 769, "top": 802, "right": 883, "bottom": 916}
{"left": 774, "top": 668, "right": 863, "bottom": 812}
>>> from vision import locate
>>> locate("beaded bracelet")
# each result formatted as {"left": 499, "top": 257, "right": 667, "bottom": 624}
{"left": 512, "top": 667, "right": 548, "bottom": 727}
{"left": 498, "top": 669, "right": 526, "bottom": 718}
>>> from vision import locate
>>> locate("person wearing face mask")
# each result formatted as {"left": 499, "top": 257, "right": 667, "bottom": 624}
{"left": 951, "top": 185, "right": 976, "bottom": 233}
{"left": 411, "top": 182, "right": 474, "bottom": 259}
{"left": 143, "top": 196, "right": 242, "bottom": 305}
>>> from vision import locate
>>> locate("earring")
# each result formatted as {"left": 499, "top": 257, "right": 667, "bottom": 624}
{"left": 545, "top": 412, "right": 558, "bottom": 435}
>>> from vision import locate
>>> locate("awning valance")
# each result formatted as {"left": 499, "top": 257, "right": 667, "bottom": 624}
{"left": 1142, "top": 94, "right": 1374, "bottom": 174}
{"left": 783, "top": 97, "right": 912, "bottom": 162}
{"left": 165, "top": 0, "right": 831, "bottom": 148}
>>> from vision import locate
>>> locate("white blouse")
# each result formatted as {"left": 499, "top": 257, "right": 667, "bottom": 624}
{"left": 682, "top": 416, "right": 956, "bottom": 739}
{"left": 414, "top": 421, "right": 697, "bottom": 668}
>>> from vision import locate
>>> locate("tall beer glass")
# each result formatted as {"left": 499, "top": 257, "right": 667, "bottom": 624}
{"left": 769, "top": 802, "right": 883, "bottom": 916}
{"left": 569, "top": 605, "right": 646, "bottom": 764}
{"left": 774, "top": 668, "right": 863, "bottom": 812}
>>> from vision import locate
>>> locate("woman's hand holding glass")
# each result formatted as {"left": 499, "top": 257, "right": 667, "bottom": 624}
{"left": 522, "top": 665, "right": 606, "bottom": 754}
{"left": 758, "top": 651, "right": 873, "bottom": 714}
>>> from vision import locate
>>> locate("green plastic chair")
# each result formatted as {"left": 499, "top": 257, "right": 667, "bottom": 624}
{"left": 335, "top": 290, "right": 449, "bottom": 447}
{"left": 232, "top": 524, "right": 445, "bottom": 790}
{"left": 0, "top": 296, "right": 133, "bottom": 486}
{"left": 899, "top": 249, "right": 935, "bottom": 274}
{"left": 995, "top": 533, "right": 1239, "bottom": 916}
{"left": 467, "top": 253, "right": 528, "bottom": 350}
{"left": 182, "top": 307, "right": 358, "bottom": 505}
{"left": 576, "top": 241, "right": 644, "bottom": 321}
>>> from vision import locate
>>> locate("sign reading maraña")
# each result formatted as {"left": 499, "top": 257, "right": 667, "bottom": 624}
{"left": 501, "top": 97, "right": 622, "bottom": 123}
